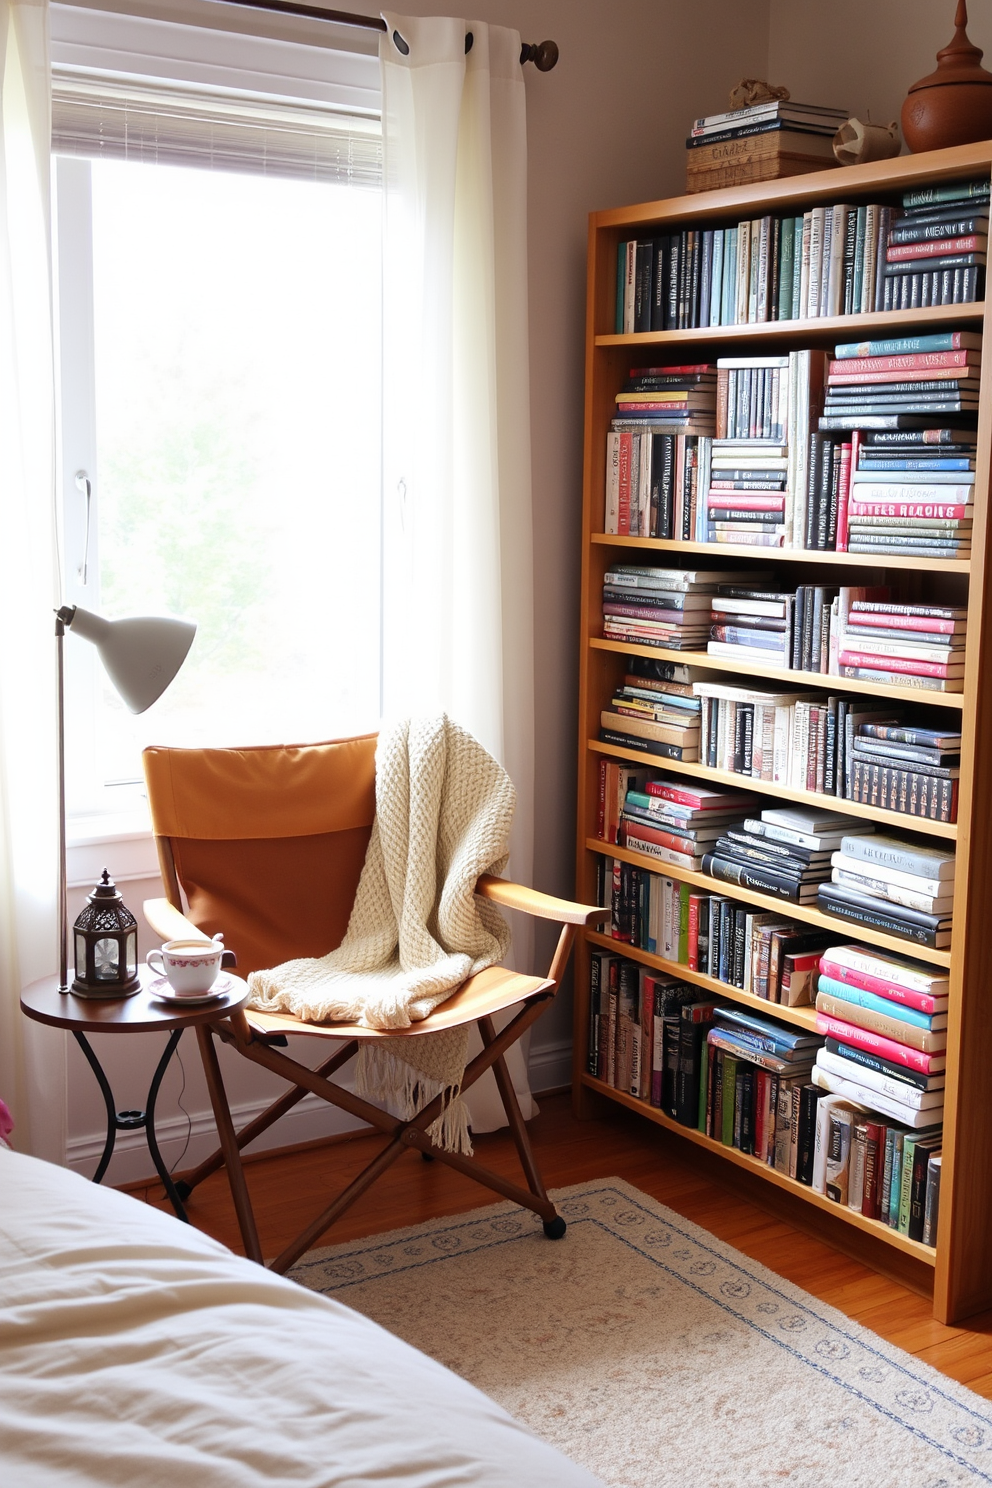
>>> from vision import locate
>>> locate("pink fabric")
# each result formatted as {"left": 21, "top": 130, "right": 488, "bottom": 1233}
{"left": 0, "top": 1098, "right": 12, "bottom": 1147}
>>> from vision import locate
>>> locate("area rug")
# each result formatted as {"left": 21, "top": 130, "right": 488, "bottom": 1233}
{"left": 291, "top": 1178, "right": 992, "bottom": 1487}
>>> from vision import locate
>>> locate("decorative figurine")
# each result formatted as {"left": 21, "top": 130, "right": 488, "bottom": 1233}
{"left": 833, "top": 117, "right": 902, "bottom": 166}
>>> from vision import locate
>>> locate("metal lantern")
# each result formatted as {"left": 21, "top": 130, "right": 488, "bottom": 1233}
{"left": 71, "top": 869, "right": 141, "bottom": 998}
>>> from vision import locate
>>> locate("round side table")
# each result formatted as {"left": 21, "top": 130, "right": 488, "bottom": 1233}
{"left": 21, "top": 965, "right": 249, "bottom": 1222}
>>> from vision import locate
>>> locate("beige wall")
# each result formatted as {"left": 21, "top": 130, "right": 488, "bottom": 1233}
{"left": 768, "top": 0, "right": 992, "bottom": 145}
{"left": 55, "top": 0, "right": 773, "bottom": 1177}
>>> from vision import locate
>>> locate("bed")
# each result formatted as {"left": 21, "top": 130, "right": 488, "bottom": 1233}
{"left": 0, "top": 1148, "right": 602, "bottom": 1487}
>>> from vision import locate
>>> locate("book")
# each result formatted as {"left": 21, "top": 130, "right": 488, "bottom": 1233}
{"left": 817, "top": 882, "right": 951, "bottom": 949}
{"left": 815, "top": 1013, "right": 946, "bottom": 1074}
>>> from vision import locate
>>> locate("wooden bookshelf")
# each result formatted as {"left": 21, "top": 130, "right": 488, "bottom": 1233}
{"left": 574, "top": 141, "right": 992, "bottom": 1324}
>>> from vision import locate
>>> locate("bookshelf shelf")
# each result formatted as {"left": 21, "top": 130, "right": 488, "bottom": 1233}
{"left": 585, "top": 928, "right": 821, "bottom": 1032}
{"left": 588, "top": 837, "right": 953, "bottom": 967}
{"left": 595, "top": 301, "right": 985, "bottom": 352}
{"left": 590, "top": 637, "right": 967, "bottom": 710}
{"left": 591, "top": 532, "right": 971, "bottom": 576}
{"left": 580, "top": 1071, "right": 938, "bottom": 1268}
{"left": 587, "top": 739, "right": 959, "bottom": 840}
{"left": 575, "top": 141, "right": 992, "bottom": 1324}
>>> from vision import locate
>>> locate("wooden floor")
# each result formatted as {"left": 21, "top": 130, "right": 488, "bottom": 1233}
{"left": 130, "top": 1092, "right": 992, "bottom": 1395}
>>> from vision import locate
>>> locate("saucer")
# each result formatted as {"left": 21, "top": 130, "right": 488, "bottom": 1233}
{"left": 147, "top": 973, "right": 235, "bottom": 1005}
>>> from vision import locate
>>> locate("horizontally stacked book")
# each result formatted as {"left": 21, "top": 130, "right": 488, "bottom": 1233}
{"left": 817, "top": 832, "right": 954, "bottom": 950}
{"left": 838, "top": 597, "right": 967, "bottom": 694}
{"left": 600, "top": 564, "right": 748, "bottom": 663}
{"left": 811, "top": 943, "right": 946, "bottom": 1239}
{"left": 605, "top": 363, "right": 716, "bottom": 537}
{"left": 709, "top": 352, "right": 821, "bottom": 547}
{"left": 847, "top": 719, "right": 960, "bottom": 822}
{"left": 881, "top": 177, "right": 988, "bottom": 311}
{"left": 822, "top": 332, "right": 981, "bottom": 434}
{"left": 702, "top": 804, "right": 871, "bottom": 905}
{"left": 616, "top": 175, "right": 987, "bottom": 333}
{"left": 685, "top": 98, "right": 845, "bottom": 193}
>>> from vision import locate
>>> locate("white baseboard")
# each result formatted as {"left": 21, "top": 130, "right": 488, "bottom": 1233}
{"left": 528, "top": 1036, "right": 571, "bottom": 1094}
{"left": 66, "top": 1038, "right": 575, "bottom": 1185}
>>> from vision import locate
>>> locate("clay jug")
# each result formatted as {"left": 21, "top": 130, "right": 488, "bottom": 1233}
{"left": 902, "top": 0, "right": 992, "bottom": 152}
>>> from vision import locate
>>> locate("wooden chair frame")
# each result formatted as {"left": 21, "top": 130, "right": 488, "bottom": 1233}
{"left": 146, "top": 866, "right": 607, "bottom": 1273}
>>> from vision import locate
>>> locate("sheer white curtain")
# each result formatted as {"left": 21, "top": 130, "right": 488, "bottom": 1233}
{"left": 378, "top": 13, "right": 537, "bottom": 1126}
{"left": 0, "top": 0, "right": 64, "bottom": 1159}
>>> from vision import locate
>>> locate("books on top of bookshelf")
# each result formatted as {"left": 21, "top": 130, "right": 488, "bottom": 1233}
{"left": 615, "top": 174, "right": 988, "bottom": 333}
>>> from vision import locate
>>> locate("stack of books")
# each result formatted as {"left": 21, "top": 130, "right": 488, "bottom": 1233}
{"left": 614, "top": 773, "right": 756, "bottom": 867}
{"left": 838, "top": 597, "right": 967, "bottom": 695}
{"left": 606, "top": 363, "right": 718, "bottom": 536}
{"left": 809, "top": 943, "right": 946, "bottom": 1241}
{"left": 701, "top": 803, "right": 861, "bottom": 903}
{"left": 817, "top": 831, "right": 954, "bottom": 949}
{"left": 702, "top": 1007, "right": 824, "bottom": 1172}
{"left": 812, "top": 944, "right": 946, "bottom": 1127}
{"left": 709, "top": 351, "right": 826, "bottom": 547}
{"left": 706, "top": 438, "right": 789, "bottom": 545}
{"left": 881, "top": 177, "right": 989, "bottom": 310}
{"left": 837, "top": 419, "right": 978, "bottom": 560}
{"left": 708, "top": 583, "right": 793, "bottom": 665}
{"left": 846, "top": 717, "right": 961, "bottom": 824}
{"left": 601, "top": 675, "right": 702, "bottom": 763}
{"left": 790, "top": 583, "right": 837, "bottom": 671}
{"left": 613, "top": 178, "right": 983, "bottom": 331}
{"left": 685, "top": 99, "right": 847, "bottom": 194}
{"left": 600, "top": 564, "right": 741, "bottom": 655}
{"left": 820, "top": 349, "right": 980, "bottom": 432}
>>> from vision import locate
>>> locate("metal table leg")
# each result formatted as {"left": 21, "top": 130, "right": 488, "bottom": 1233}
{"left": 72, "top": 1028, "right": 190, "bottom": 1221}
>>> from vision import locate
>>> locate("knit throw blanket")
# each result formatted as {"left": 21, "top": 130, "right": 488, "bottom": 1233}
{"left": 247, "top": 717, "right": 515, "bottom": 1153}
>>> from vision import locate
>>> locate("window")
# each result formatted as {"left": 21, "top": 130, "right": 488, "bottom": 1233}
{"left": 52, "top": 6, "right": 383, "bottom": 826}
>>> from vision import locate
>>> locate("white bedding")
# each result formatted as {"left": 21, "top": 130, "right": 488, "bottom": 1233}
{"left": 0, "top": 1150, "right": 602, "bottom": 1487}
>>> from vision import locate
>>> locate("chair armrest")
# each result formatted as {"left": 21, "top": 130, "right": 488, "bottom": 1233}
{"left": 143, "top": 897, "right": 211, "bottom": 944}
{"left": 475, "top": 875, "right": 609, "bottom": 926}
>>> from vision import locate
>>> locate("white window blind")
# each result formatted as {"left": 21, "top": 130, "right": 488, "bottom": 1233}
{"left": 51, "top": 78, "right": 381, "bottom": 185}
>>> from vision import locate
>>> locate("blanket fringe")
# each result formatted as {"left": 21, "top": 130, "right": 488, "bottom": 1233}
{"left": 356, "top": 1044, "right": 474, "bottom": 1156}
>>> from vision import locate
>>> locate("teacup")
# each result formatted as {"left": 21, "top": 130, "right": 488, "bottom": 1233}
{"left": 146, "top": 936, "right": 225, "bottom": 997}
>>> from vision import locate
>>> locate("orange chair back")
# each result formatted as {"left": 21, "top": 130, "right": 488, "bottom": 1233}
{"left": 142, "top": 735, "right": 377, "bottom": 977}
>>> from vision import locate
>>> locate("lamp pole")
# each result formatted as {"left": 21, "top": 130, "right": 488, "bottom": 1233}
{"left": 56, "top": 608, "right": 69, "bottom": 993}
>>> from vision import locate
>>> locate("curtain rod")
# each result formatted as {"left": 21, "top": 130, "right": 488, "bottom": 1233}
{"left": 200, "top": 0, "right": 559, "bottom": 69}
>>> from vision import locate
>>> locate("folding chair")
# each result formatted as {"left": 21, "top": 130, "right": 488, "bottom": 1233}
{"left": 142, "top": 734, "right": 606, "bottom": 1272}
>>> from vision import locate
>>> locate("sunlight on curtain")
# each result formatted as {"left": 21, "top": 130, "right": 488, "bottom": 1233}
{"left": 0, "top": 0, "right": 64, "bottom": 1158}
{"left": 378, "top": 13, "right": 536, "bottom": 1128}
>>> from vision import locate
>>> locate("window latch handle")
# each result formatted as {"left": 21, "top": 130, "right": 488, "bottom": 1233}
{"left": 75, "top": 471, "right": 92, "bottom": 585}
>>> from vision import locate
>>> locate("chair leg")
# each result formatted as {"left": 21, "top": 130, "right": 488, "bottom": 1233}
{"left": 479, "top": 1014, "right": 566, "bottom": 1239}
{"left": 195, "top": 1024, "right": 264, "bottom": 1264}
{"left": 270, "top": 1128, "right": 409, "bottom": 1275}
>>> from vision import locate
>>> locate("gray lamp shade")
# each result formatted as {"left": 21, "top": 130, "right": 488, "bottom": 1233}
{"left": 65, "top": 606, "right": 196, "bottom": 713}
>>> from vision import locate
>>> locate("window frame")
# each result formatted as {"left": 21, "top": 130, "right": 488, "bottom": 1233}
{"left": 52, "top": 3, "right": 383, "bottom": 857}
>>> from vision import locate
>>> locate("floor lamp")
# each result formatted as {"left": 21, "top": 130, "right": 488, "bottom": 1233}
{"left": 56, "top": 604, "right": 196, "bottom": 993}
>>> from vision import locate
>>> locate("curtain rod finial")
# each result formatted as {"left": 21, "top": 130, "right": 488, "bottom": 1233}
{"left": 520, "top": 39, "right": 558, "bottom": 72}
